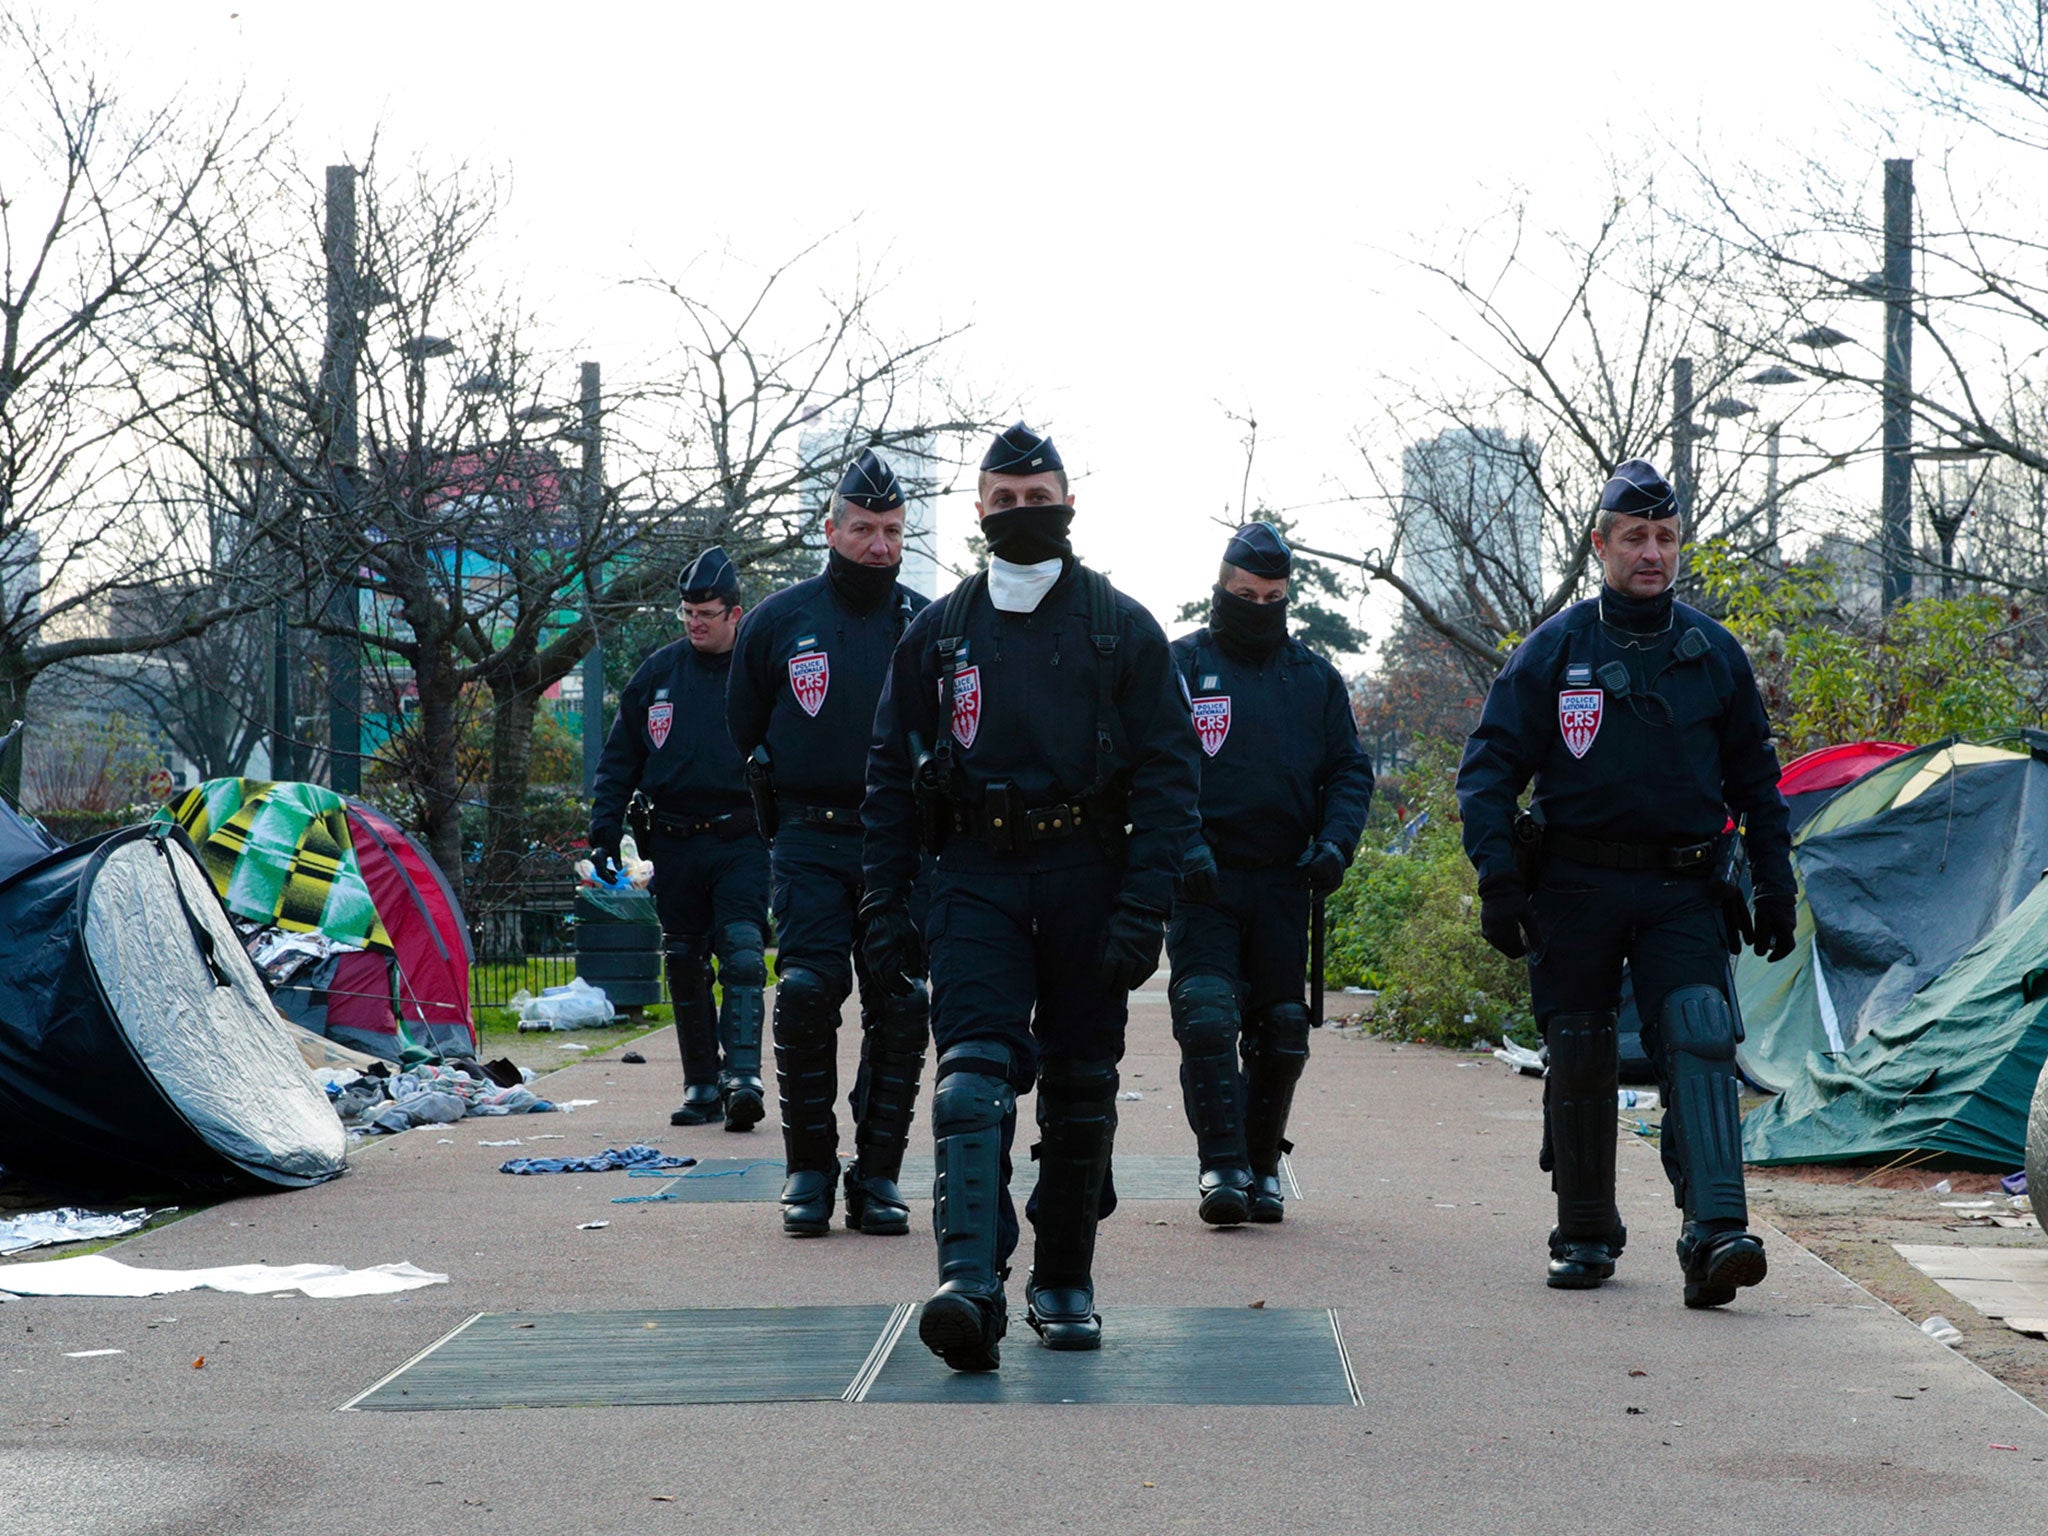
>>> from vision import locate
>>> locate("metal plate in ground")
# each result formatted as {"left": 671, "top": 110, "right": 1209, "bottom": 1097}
{"left": 859, "top": 1305, "right": 1360, "bottom": 1406}
{"left": 622, "top": 1154, "right": 1300, "bottom": 1204}
{"left": 341, "top": 1305, "right": 901, "bottom": 1411}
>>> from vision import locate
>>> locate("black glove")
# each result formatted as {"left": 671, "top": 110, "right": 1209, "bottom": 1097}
{"left": 1297, "top": 839, "right": 1347, "bottom": 898}
{"left": 1100, "top": 898, "right": 1168, "bottom": 991}
{"left": 859, "top": 890, "right": 927, "bottom": 984}
{"left": 1179, "top": 843, "right": 1220, "bottom": 904}
{"left": 1477, "top": 875, "right": 1529, "bottom": 960}
{"left": 1720, "top": 888, "right": 1756, "bottom": 956}
{"left": 1752, "top": 893, "right": 1797, "bottom": 963}
{"left": 589, "top": 836, "right": 621, "bottom": 884}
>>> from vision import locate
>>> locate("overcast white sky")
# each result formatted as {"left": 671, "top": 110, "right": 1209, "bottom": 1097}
{"left": 80, "top": 0, "right": 1928, "bottom": 653}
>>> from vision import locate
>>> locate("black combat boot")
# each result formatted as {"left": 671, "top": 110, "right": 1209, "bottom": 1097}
{"left": 772, "top": 965, "right": 843, "bottom": 1237}
{"left": 843, "top": 983, "right": 928, "bottom": 1236}
{"left": 666, "top": 947, "right": 724, "bottom": 1126}
{"left": 1024, "top": 1059, "right": 1119, "bottom": 1351}
{"left": 921, "top": 1048, "right": 1018, "bottom": 1372}
{"left": 1543, "top": 1011, "right": 1627, "bottom": 1289}
{"left": 1244, "top": 1007, "right": 1311, "bottom": 1224}
{"left": 1171, "top": 973, "right": 1252, "bottom": 1227}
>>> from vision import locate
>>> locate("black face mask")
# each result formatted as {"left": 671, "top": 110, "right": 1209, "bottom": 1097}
{"left": 1210, "top": 585, "right": 1288, "bottom": 658}
{"left": 827, "top": 547, "right": 899, "bottom": 614}
{"left": 981, "top": 505, "right": 1074, "bottom": 565}
{"left": 1599, "top": 582, "right": 1675, "bottom": 635}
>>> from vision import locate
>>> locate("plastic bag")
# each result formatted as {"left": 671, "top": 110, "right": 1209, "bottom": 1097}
{"left": 515, "top": 976, "right": 617, "bottom": 1031}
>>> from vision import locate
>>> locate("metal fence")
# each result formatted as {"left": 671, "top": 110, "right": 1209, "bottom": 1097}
{"left": 468, "top": 875, "right": 580, "bottom": 1010}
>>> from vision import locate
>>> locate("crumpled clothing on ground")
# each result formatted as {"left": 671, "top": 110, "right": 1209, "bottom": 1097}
{"left": 328, "top": 1060, "right": 555, "bottom": 1134}
{"left": 499, "top": 1145, "right": 696, "bottom": 1175}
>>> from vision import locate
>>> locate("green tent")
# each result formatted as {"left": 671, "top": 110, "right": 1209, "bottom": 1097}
{"left": 1740, "top": 737, "right": 2048, "bottom": 1168}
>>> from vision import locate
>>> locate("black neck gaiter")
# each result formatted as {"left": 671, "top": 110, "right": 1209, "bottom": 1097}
{"left": 981, "top": 506, "right": 1074, "bottom": 565}
{"left": 1599, "top": 583, "right": 1675, "bottom": 635}
{"left": 1210, "top": 585, "right": 1289, "bottom": 660}
{"left": 827, "top": 548, "right": 899, "bottom": 615}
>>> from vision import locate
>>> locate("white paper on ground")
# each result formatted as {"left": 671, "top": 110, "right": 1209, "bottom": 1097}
{"left": 0, "top": 1254, "right": 448, "bottom": 1299}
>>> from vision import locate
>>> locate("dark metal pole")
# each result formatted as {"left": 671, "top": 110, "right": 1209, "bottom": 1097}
{"left": 1881, "top": 157, "right": 1915, "bottom": 611}
{"left": 1671, "top": 356, "right": 1696, "bottom": 524}
{"left": 579, "top": 361, "right": 605, "bottom": 794}
{"left": 271, "top": 599, "right": 293, "bottom": 781}
{"left": 322, "top": 165, "right": 363, "bottom": 793}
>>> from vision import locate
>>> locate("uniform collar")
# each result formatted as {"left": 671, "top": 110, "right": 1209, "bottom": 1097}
{"left": 1597, "top": 583, "right": 1674, "bottom": 636}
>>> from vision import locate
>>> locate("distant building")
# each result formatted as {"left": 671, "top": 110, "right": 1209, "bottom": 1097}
{"left": 0, "top": 528, "right": 41, "bottom": 634}
{"left": 1398, "top": 428, "right": 1543, "bottom": 626}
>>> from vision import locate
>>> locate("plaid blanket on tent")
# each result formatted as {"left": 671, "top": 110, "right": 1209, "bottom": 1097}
{"left": 161, "top": 779, "right": 392, "bottom": 952}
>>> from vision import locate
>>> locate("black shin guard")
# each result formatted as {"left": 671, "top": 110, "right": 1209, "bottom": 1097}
{"left": 1244, "top": 1004, "right": 1310, "bottom": 1223}
{"left": 716, "top": 926, "right": 767, "bottom": 1133}
{"left": 1171, "top": 972, "right": 1250, "bottom": 1225}
{"left": 1026, "top": 1058, "right": 1119, "bottom": 1350}
{"left": 773, "top": 964, "right": 846, "bottom": 1234}
{"left": 845, "top": 981, "right": 929, "bottom": 1235}
{"left": 1659, "top": 985, "right": 1749, "bottom": 1227}
{"left": 923, "top": 1044, "right": 1018, "bottom": 1371}
{"left": 666, "top": 945, "right": 721, "bottom": 1124}
{"left": 1543, "top": 1011, "right": 1625, "bottom": 1283}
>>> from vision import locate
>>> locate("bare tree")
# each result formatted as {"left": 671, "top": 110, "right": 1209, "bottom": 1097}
{"left": 1327, "top": 173, "right": 1836, "bottom": 671}
{"left": 0, "top": 16, "right": 275, "bottom": 800}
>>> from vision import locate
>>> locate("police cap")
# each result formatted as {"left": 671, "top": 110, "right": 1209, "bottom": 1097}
{"left": 1598, "top": 459, "right": 1679, "bottom": 520}
{"left": 677, "top": 545, "right": 740, "bottom": 603}
{"left": 837, "top": 448, "right": 905, "bottom": 512}
{"left": 980, "top": 421, "right": 1063, "bottom": 476}
{"left": 1223, "top": 520, "right": 1292, "bottom": 578}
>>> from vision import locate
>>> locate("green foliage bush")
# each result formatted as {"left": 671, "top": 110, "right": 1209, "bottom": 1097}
{"left": 1324, "top": 741, "right": 1533, "bottom": 1046}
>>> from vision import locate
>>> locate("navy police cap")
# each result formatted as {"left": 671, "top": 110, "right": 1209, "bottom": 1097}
{"left": 1599, "top": 459, "right": 1679, "bottom": 520}
{"left": 980, "top": 421, "right": 1063, "bottom": 476}
{"left": 837, "top": 448, "right": 905, "bottom": 513}
{"left": 677, "top": 545, "right": 740, "bottom": 602}
{"left": 1223, "top": 520, "right": 1292, "bottom": 578}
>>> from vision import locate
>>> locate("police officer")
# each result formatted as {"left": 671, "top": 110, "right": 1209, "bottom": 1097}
{"left": 1456, "top": 459, "right": 1797, "bottom": 1308}
{"left": 589, "top": 547, "right": 769, "bottom": 1134}
{"left": 863, "top": 422, "right": 1201, "bottom": 1371}
{"left": 1168, "top": 522, "right": 1374, "bottom": 1226}
{"left": 727, "top": 449, "right": 932, "bottom": 1238}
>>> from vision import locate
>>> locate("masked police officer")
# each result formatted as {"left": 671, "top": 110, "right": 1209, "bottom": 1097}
{"left": 590, "top": 547, "right": 769, "bottom": 1134}
{"left": 727, "top": 450, "right": 932, "bottom": 1238}
{"left": 863, "top": 423, "right": 1201, "bottom": 1371}
{"left": 1168, "top": 522, "right": 1374, "bottom": 1227}
{"left": 1456, "top": 459, "right": 1796, "bottom": 1308}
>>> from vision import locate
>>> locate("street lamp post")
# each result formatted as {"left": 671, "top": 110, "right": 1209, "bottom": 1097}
{"left": 321, "top": 165, "right": 364, "bottom": 795}
{"left": 578, "top": 361, "right": 605, "bottom": 794}
{"left": 1880, "top": 157, "right": 1916, "bottom": 612}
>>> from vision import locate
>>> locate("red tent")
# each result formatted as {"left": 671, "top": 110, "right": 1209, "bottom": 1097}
{"left": 1778, "top": 742, "right": 1912, "bottom": 829}
{"left": 342, "top": 799, "right": 475, "bottom": 1057}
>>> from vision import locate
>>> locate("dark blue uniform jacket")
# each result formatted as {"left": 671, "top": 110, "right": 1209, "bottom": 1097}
{"left": 1170, "top": 629, "right": 1375, "bottom": 867}
{"left": 863, "top": 564, "right": 1202, "bottom": 914}
{"left": 1457, "top": 595, "right": 1794, "bottom": 898}
{"left": 726, "top": 569, "right": 929, "bottom": 808}
{"left": 590, "top": 637, "right": 749, "bottom": 853}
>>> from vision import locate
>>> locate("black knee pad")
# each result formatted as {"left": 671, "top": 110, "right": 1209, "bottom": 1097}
{"left": 933, "top": 1043, "right": 1018, "bottom": 1137}
{"left": 1661, "top": 985, "right": 1736, "bottom": 1063}
{"left": 1169, "top": 972, "right": 1239, "bottom": 1055}
{"left": 1256, "top": 1002, "right": 1312, "bottom": 1058}
{"left": 935, "top": 1039, "right": 1027, "bottom": 1093}
{"left": 664, "top": 943, "right": 710, "bottom": 991}
{"left": 716, "top": 923, "right": 767, "bottom": 988}
{"left": 1545, "top": 1010, "right": 1618, "bottom": 1091}
{"left": 1037, "top": 1057, "right": 1120, "bottom": 1115}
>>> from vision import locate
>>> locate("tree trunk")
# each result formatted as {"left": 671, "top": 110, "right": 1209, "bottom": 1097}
{"left": 480, "top": 657, "right": 540, "bottom": 909}
{"left": 0, "top": 664, "right": 30, "bottom": 807}
{"left": 411, "top": 652, "right": 466, "bottom": 913}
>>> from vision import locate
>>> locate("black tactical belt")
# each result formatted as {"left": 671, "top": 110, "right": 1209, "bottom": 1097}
{"left": 1544, "top": 827, "right": 1716, "bottom": 873}
{"left": 779, "top": 803, "right": 862, "bottom": 834}
{"left": 951, "top": 798, "right": 1097, "bottom": 848}
{"left": 649, "top": 810, "right": 750, "bottom": 839}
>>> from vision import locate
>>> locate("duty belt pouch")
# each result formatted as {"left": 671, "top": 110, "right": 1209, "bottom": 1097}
{"left": 1511, "top": 810, "right": 1544, "bottom": 889}
{"left": 984, "top": 781, "right": 1019, "bottom": 854}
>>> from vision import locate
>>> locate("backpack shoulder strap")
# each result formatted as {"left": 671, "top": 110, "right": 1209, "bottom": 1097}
{"left": 1078, "top": 565, "right": 1123, "bottom": 784}
{"left": 933, "top": 572, "right": 987, "bottom": 761}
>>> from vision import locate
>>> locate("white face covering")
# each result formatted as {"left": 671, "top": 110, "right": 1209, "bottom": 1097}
{"left": 987, "top": 555, "right": 1063, "bottom": 614}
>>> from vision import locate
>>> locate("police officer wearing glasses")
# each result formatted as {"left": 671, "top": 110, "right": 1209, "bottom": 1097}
{"left": 727, "top": 449, "right": 931, "bottom": 1239}
{"left": 589, "top": 548, "right": 769, "bottom": 1135}
{"left": 862, "top": 422, "right": 1201, "bottom": 1371}
{"left": 1456, "top": 459, "right": 1797, "bottom": 1308}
